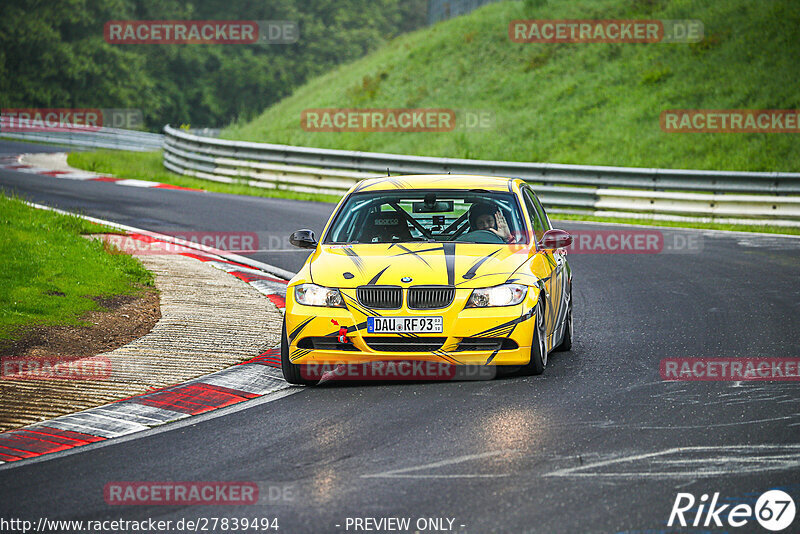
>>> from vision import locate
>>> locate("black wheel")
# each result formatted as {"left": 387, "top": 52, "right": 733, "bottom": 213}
{"left": 281, "top": 319, "right": 319, "bottom": 385}
{"left": 520, "top": 297, "right": 547, "bottom": 376}
{"left": 554, "top": 287, "right": 572, "bottom": 352}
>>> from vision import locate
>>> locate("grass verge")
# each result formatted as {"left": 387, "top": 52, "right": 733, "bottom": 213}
{"left": 0, "top": 193, "right": 155, "bottom": 345}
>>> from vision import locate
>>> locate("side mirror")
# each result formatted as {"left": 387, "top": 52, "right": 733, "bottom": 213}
{"left": 538, "top": 229, "right": 572, "bottom": 250}
{"left": 290, "top": 229, "right": 318, "bottom": 249}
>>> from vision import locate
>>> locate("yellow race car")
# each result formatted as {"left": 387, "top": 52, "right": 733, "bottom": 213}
{"left": 282, "top": 175, "right": 573, "bottom": 385}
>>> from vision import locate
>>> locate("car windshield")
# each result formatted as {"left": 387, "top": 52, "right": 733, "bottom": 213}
{"left": 324, "top": 189, "right": 528, "bottom": 244}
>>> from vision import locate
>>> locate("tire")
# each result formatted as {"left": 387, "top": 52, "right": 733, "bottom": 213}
{"left": 520, "top": 297, "right": 547, "bottom": 376}
{"left": 281, "top": 319, "right": 319, "bottom": 386}
{"left": 554, "top": 287, "right": 572, "bottom": 352}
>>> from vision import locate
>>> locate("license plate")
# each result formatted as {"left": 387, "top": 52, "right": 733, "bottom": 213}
{"left": 367, "top": 316, "right": 443, "bottom": 333}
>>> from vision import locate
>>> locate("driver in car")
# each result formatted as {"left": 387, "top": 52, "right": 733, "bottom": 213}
{"left": 468, "top": 202, "right": 515, "bottom": 243}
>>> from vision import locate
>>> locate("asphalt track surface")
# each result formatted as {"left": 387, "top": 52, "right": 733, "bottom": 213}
{"left": 1, "top": 140, "right": 799, "bottom": 533}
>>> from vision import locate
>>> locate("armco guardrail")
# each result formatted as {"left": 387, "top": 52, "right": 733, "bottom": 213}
{"left": 163, "top": 125, "right": 800, "bottom": 226}
{"left": 1, "top": 120, "right": 163, "bottom": 152}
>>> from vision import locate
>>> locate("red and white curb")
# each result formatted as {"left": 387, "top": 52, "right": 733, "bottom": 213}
{"left": 0, "top": 154, "right": 202, "bottom": 192}
{"left": 0, "top": 216, "right": 290, "bottom": 466}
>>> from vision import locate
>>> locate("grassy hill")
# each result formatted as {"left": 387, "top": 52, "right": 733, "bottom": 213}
{"left": 222, "top": 0, "right": 800, "bottom": 172}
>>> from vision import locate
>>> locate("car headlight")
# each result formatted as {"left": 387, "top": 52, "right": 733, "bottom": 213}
{"left": 467, "top": 284, "right": 527, "bottom": 308}
{"left": 294, "top": 283, "right": 345, "bottom": 308}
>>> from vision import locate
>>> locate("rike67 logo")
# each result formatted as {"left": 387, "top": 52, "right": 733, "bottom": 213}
{"left": 669, "top": 490, "right": 796, "bottom": 531}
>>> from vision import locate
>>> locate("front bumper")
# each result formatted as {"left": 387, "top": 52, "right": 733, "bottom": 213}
{"left": 285, "top": 287, "right": 537, "bottom": 366}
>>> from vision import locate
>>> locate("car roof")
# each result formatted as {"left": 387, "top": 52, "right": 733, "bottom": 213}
{"left": 353, "top": 174, "right": 518, "bottom": 193}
